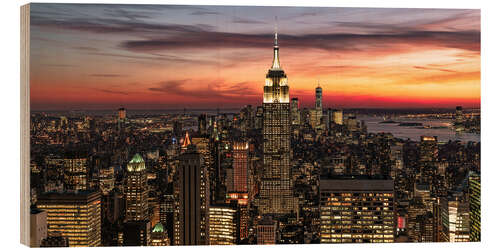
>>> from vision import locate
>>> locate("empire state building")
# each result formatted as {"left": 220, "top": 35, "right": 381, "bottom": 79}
{"left": 259, "top": 30, "right": 295, "bottom": 215}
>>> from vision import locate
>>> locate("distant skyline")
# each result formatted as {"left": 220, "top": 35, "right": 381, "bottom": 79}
{"left": 30, "top": 4, "right": 480, "bottom": 110}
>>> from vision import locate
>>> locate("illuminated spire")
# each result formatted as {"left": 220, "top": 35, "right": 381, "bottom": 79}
{"left": 271, "top": 16, "right": 281, "bottom": 70}
{"left": 274, "top": 16, "right": 278, "bottom": 47}
{"left": 181, "top": 131, "right": 191, "bottom": 149}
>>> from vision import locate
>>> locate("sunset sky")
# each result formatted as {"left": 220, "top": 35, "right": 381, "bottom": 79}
{"left": 30, "top": 4, "right": 480, "bottom": 110}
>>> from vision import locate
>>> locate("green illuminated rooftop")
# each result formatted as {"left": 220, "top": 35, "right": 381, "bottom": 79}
{"left": 152, "top": 223, "right": 164, "bottom": 233}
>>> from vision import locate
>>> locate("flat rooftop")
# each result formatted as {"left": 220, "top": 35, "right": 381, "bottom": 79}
{"left": 320, "top": 175, "right": 394, "bottom": 191}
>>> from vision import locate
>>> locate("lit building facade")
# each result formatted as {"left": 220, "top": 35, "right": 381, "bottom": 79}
{"left": 291, "top": 97, "right": 300, "bottom": 126}
{"left": 311, "top": 84, "right": 323, "bottom": 129}
{"left": 257, "top": 216, "right": 277, "bottom": 245}
{"left": 36, "top": 191, "right": 101, "bottom": 247}
{"left": 333, "top": 109, "right": 343, "bottom": 125}
{"left": 407, "top": 202, "right": 434, "bottom": 242}
{"left": 118, "top": 107, "right": 126, "bottom": 120}
{"left": 63, "top": 158, "right": 88, "bottom": 191}
{"left": 226, "top": 193, "right": 250, "bottom": 241}
{"left": 319, "top": 177, "right": 395, "bottom": 243}
{"left": 125, "top": 154, "right": 149, "bottom": 222}
{"left": 315, "top": 84, "right": 323, "bottom": 112}
{"left": 468, "top": 172, "right": 480, "bottom": 242}
{"left": 99, "top": 167, "right": 115, "bottom": 195}
{"left": 418, "top": 136, "right": 438, "bottom": 185}
{"left": 440, "top": 193, "right": 470, "bottom": 242}
{"left": 181, "top": 131, "right": 192, "bottom": 150}
{"left": 260, "top": 30, "right": 295, "bottom": 215}
{"left": 231, "top": 141, "right": 248, "bottom": 193}
{"left": 151, "top": 223, "right": 170, "bottom": 246}
{"left": 208, "top": 205, "right": 237, "bottom": 245}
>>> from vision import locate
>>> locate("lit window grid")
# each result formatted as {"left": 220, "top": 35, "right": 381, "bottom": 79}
{"left": 320, "top": 192, "right": 395, "bottom": 243}
{"left": 37, "top": 198, "right": 101, "bottom": 246}
{"left": 208, "top": 207, "right": 237, "bottom": 245}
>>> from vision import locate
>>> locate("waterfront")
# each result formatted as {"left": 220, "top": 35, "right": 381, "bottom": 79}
{"left": 359, "top": 115, "right": 480, "bottom": 142}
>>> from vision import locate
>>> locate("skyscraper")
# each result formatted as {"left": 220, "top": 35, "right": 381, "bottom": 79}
{"left": 63, "top": 157, "right": 88, "bottom": 191}
{"left": 176, "top": 144, "right": 209, "bottom": 245}
{"left": 125, "top": 154, "right": 149, "bottom": 222}
{"left": 468, "top": 172, "right": 480, "bottom": 242}
{"left": 118, "top": 107, "right": 126, "bottom": 120}
{"left": 151, "top": 223, "right": 170, "bottom": 246}
{"left": 315, "top": 84, "right": 323, "bottom": 111}
{"left": 36, "top": 191, "right": 101, "bottom": 247}
{"left": 122, "top": 221, "right": 151, "bottom": 246}
{"left": 228, "top": 142, "right": 250, "bottom": 242}
{"left": 440, "top": 193, "right": 470, "bottom": 242}
{"left": 257, "top": 216, "right": 277, "bottom": 245}
{"left": 319, "top": 176, "right": 395, "bottom": 243}
{"left": 99, "top": 166, "right": 115, "bottom": 195}
{"left": 181, "top": 131, "right": 192, "bottom": 150}
{"left": 333, "top": 109, "right": 343, "bottom": 125}
{"left": 208, "top": 205, "right": 237, "bottom": 245}
{"left": 418, "top": 136, "right": 438, "bottom": 186}
{"left": 309, "top": 84, "right": 323, "bottom": 129}
{"left": 198, "top": 114, "right": 208, "bottom": 135}
{"left": 231, "top": 142, "right": 249, "bottom": 193}
{"left": 260, "top": 29, "right": 294, "bottom": 215}
{"left": 455, "top": 106, "right": 464, "bottom": 131}
{"left": 291, "top": 97, "right": 300, "bottom": 126}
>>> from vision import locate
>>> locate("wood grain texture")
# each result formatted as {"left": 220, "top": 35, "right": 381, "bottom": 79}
{"left": 20, "top": 3, "right": 30, "bottom": 246}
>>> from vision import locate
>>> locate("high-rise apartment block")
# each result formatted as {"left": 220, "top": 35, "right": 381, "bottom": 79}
{"left": 319, "top": 176, "right": 395, "bottom": 243}
{"left": 208, "top": 205, "right": 237, "bottom": 245}
{"left": 36, "top": 191, "right": 101, "bottom": 247}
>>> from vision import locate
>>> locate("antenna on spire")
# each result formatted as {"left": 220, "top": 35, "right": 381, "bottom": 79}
{"left": 274, "top": 16, "right": 278, "bottom": 47}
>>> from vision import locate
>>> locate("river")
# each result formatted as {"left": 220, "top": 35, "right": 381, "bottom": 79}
{"left": 358, "top": 115, "right": 480, "bottom": 142}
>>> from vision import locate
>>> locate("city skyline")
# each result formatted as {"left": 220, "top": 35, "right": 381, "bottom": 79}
{"left": 25, "top": 4, "right": 480, "bottom": 247}
{"left": 30, "top": 4, "right": 480, "bottom": 110}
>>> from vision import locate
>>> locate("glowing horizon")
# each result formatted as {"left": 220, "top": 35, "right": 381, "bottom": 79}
{"left": 30, "top": 4, "right": 480, "bottom": 110}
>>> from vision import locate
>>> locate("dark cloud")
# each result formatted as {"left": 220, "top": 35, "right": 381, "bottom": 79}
{"left": 103, "top": 7, "right": 153, "bottom": 21}
{"left": 91, "top": 88, "right": 129, "bottom": 95}
{"left": 415, "top": 10, "right": 480, "bottom": 30}
{"left": 31, "top": 15, "right": 215, "bottom": 34}
{"left": 42, "top": 64, "right": 75, "bottom": 68}
{"left": 332, "top": 21, "right": 409, "bottom": 33}
{"left": 148, "top": 79, "right": 259, "bottom": 100}
{"left": 73, "top": 46, "right": 99, "bottom": 51}
{"left": 89, "top": 74, "right": 127, "bottom": 77}
{"left": 31, "top": 7, "right": 479, "bottom": 55}
{"left": 120, "top": 29, "right": 480, "bottom": 53}
{"left": 232, "top": 17, "right": 266, "bottom": 24}
{"left": 86, "top": 52, "right": 216, "bottom": 65}
{"left": 191, "top": 10, "right": 220, "bottom": 16}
